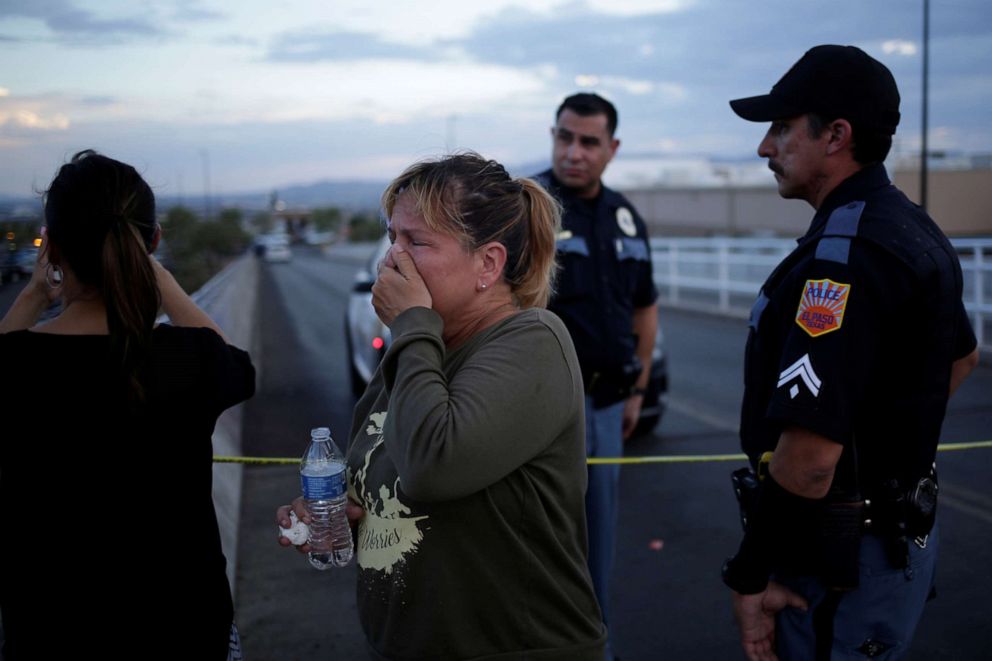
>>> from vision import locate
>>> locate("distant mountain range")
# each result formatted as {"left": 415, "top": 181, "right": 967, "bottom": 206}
{"left": 3, "top": 150, "right": 984, "bottom": 219}
{"left": 0, "top": 179, "right": 391, "bottom": 218}
{"left": 177, "top": 179, "right": 391, "bottom": 213}
{"left": 0, "top": 153, "right": 774, "bottom": 218}
{"left": 0, "top": 159, "right": 556, "bottom": 218}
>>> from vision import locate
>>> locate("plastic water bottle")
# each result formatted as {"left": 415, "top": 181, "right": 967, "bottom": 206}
{"left": 300, "top": 427, "right": 353, "bottom": 569}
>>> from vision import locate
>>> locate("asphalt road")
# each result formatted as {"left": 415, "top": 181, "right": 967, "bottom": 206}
{"left": 3, "top": 247, "right": 989, "bottom": 659}
{"left": 233, "top": 245, "right": 992, "bottom": 660}
{"left": 235, "top": 246, "right": 366, "bottom": 660}
{"left": 0, "top": 280, "right": 26, "bottom": 319}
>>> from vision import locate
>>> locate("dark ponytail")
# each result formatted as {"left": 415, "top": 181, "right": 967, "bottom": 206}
{"left": 45, "top": 150, "right": 160, "bottom": 406}
{"left": 102, "top": 220, "right": 160, "bottom": 404}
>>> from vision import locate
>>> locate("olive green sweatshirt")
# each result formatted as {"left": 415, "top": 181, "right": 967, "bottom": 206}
{"left": 347, "top": 306, "right": 606, "bottom": 661}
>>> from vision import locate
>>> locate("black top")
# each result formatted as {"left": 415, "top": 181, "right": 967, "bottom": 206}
{"left": 536, "top": 170, "right": 658, "bottom": 390}
{"left": 0, "top": 324, "right": 255, "bottom": 660}
{"left": 740, "top": 164, "right": 977, "bottom": 493}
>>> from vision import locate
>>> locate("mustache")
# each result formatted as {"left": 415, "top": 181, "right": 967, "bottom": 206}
{"left": 768, "top": 161, "right": 784, "bottom": 176}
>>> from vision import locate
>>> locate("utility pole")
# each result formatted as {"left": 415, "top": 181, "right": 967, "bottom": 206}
{"left": 200, "top": 149, "right": 212, "bottom": 220}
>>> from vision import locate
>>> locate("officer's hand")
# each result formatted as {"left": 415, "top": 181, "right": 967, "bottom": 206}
{"left": 732, "top": 582, "right": 808, "bottom": 661}
{"left": 621, "top": 394, "right": 643, "bottom": 439}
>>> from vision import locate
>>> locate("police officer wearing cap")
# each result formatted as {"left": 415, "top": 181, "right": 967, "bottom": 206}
{"left": 722, "top": 45, "right": 979, "bottom": 660}
{"left": 535, "top": 92, "right": 659, "bottom": 656}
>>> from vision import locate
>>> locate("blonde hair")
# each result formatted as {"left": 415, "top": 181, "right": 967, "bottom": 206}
{"left": 382, "top": 152, "right": 561, "bottom": 308}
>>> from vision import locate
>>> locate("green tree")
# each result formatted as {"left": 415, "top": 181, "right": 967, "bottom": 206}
{"left": 159, "top": 205, "right": 250, "bottom": 292}
{"left": 311, "top": 207, "right": 343, "bottom": 232}
{"left": 218, "top": 208, "right": 243, "bottom": 226}
{"left": 160, "top": 206, "right": 198, "bottom": 254}
{"left": 348, "top": 212, "right": 385, "bottom": 242}
{"left": 251, "top": 211, "right": 274, "bottom": 234}
{"left": 198, "top": 214, "right": 249, "bottom": 255}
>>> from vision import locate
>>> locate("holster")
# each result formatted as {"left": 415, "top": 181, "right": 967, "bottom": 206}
{"left": 867, "top": 471, "right": 938, "bottom": 569}
{"left": 731, "top": 467, "right": 760, "bottom": 531}
{"left": 730, "top": 466, "right": 865, "bottom": 591}
{"left": 586, "top": 357, "right": 643, "bottom": 409}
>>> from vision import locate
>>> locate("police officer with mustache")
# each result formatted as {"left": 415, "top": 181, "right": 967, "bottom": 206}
{"left": 722, "top": 45, "right": 979, "bottom": 660}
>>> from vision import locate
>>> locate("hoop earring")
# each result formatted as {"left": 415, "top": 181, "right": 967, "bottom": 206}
{"left": 46, "top": 263, "right": 63, "bottom": 289}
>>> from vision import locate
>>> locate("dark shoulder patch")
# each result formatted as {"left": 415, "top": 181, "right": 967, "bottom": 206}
{"left": 815, "top": 201, "right": 864, "bottom": 265}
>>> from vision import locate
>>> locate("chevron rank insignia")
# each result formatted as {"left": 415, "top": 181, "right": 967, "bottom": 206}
{"left": 778, "top": 353, "right": 821, "bottom": 399}
{"left": 796, "top": 278, "right": 850, "bottom": 337}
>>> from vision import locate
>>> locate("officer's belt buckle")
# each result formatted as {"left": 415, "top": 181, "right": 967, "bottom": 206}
{"left": 913, "top": 534, "right": 929, "bottom": 550}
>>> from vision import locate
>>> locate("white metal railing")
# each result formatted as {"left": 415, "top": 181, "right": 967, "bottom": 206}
{"left": 651, "top": 236, "right": 992, "bottom": 352}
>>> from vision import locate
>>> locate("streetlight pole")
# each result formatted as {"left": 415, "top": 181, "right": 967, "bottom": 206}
{"left": 200, "top": 149, "right": 212, "bottom": 220}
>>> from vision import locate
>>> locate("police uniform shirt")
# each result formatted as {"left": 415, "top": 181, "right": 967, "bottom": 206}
{"left": 741, "top": 164, "right": 977, "bottom": 489}
{"left": 537, "top": 170, "right": 658, "bottom": 380}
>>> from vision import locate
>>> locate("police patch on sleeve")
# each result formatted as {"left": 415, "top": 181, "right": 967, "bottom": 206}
{"left": 795, "top": 278, "right": 851, "bottom": 337}
{"left": 616, "top": 207, "right": 637, "bottom": 237}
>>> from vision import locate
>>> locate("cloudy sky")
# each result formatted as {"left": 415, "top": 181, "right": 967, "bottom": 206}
{"left": 1, "top": 0, "right": 989, "bottom": 197}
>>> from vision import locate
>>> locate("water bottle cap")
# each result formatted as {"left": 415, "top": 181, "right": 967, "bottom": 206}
{"left": 310, "top": 427, "right": 331, "bottom": 441}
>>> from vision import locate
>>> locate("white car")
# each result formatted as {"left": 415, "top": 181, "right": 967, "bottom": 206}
{"left": 258, "top": 233, "right": 292, "bottom": 263}
{"left": 344, "top": 237, "right": 391, "bottom": 397}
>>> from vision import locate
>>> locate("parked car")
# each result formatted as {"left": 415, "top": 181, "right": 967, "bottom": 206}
{"left": 14, "top": 248, "right": 38, "bottom": 278}
{"left": 635, "top": 325, "right": 668, "bottom": 437}
{"left": 255, "top": 233, "right": 292, "bottom": 263}
{"left": 1, "top": 248, "right": 37, "bottom": 284}
{"left": 345, "top": 237, "right": 391, "bottom": 398}
{"left": 1, "top": 250, "right": 17, "bottom": 284}
{"left": 344, "top": 236, "right": 668, "bottom": 436}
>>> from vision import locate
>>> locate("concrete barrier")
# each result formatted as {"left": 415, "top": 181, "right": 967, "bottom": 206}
{"left": 197, "top": 243, "right": 370, "bottom": 593}
{"left": 187, "top": 254, "right": 260, "bottom": 594}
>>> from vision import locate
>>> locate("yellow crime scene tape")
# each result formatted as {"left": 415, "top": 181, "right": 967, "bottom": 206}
{"left": 214, "top": 439, "right": 992, "bottom": 467}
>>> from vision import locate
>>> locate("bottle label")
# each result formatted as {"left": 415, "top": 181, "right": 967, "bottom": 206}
{"left": 301, "top": 465, "right": 347, "bottom": 500}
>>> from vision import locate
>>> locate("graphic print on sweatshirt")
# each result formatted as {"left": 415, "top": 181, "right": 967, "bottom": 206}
{"left": 352, "top": 411, "right": 428, "bottom": 575}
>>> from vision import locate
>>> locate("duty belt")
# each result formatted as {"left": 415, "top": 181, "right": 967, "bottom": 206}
{"left": 863, "top": 470, "right": 938, "bottom": 550}
{"left": 583, "top": 361, "right": 641, "bottom": 409}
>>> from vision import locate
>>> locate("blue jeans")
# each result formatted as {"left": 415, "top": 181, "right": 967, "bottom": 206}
{"left": 775, "top": 525, "right": 939, "bottom": 660}
{"left": 584, "top": 396, "right": 624, "bottom": 634}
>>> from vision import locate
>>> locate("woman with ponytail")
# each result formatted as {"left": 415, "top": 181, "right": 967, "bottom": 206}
{"left": 278, "top": 152, "right": 606, "bottom": 659}
{"left": 0, "top": 150, "right": 254, "bottom": 659}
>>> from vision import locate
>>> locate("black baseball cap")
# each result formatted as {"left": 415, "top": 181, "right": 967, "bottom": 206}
{"left": 730, "top": 45, "right": 901, "bottom": 135}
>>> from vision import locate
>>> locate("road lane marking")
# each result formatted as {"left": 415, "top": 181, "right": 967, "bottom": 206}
{"left": 665, "top": 395, "right": 739, "bottom": 432}
{"left": 940, "top": 480, "right": 992, "bottom": 512}
{"left": 939, "top": 492, "right": 992, "bottom": 526}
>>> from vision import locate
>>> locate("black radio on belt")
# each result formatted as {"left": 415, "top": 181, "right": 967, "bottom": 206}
{"left": 586, "top": 358, "right": 643, "bottom": 408}
{"left": 867, "top": 468, "right": 938, "bottom": 569}
{"left": 907, "top": 474, "right": 938, "bottom": 539}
